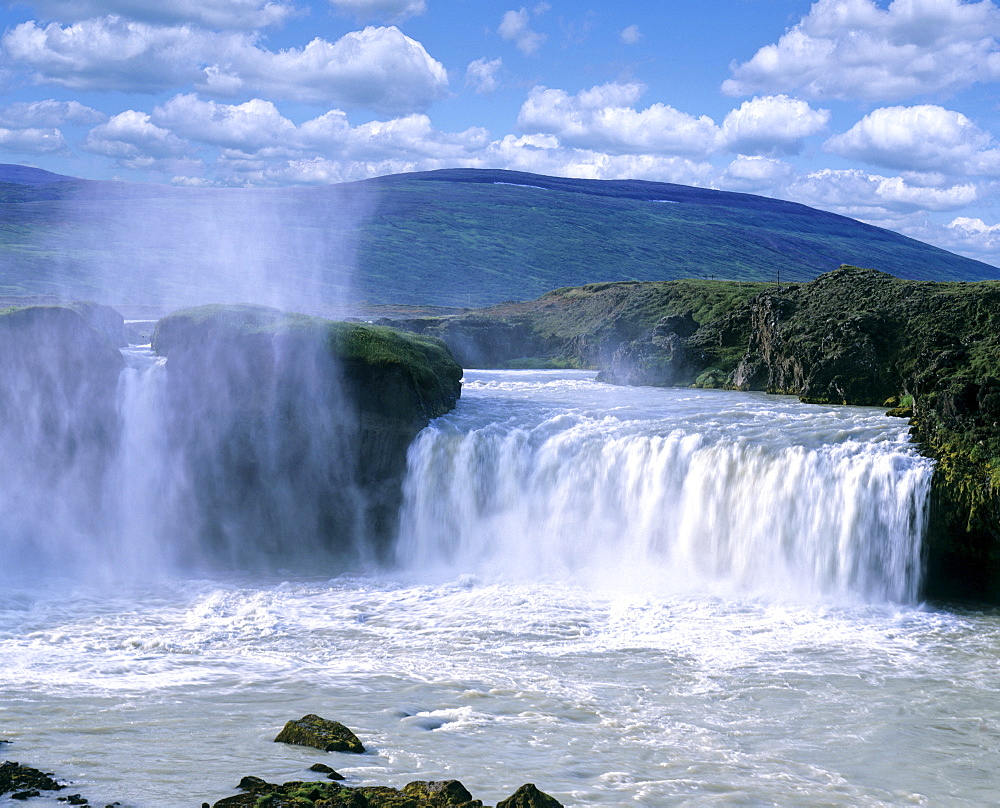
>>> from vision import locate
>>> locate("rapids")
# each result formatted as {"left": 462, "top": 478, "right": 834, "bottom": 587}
{"left": 2, "top": 369, "right": 999, "bottom": 806}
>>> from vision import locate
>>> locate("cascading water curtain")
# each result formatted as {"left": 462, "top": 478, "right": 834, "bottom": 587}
{"left": 395, "top": 413, "right": 933, "bottom": 602}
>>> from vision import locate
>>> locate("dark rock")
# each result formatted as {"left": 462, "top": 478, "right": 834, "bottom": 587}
{"left": 597, "top": 328, "right": 693, "bottom": 387}
{"left": 495, "top": 783, "right": 563, "bottom": 808}
{"left": 150, "top": 305, "right": 462, "bottom": 563}
{"left": 274, "top": 714, "right": 365, "bottom": 753}
{"left": 0, "top": 760, "right": 65, "bottom": 797}
{"left": 67, "top": 301, "right": 127, "bottom": 348}
{"left": 397, "top": 316, "right": 549, "bottom": 369}
{"left": 402, "top": 780, "right": 483, "bottom": 806}
{"left": 309, "top": 763, "right": 345, "bottom": 780}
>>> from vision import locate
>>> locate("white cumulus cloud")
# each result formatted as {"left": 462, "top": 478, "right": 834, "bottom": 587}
{"left": 153, "top": 95, "right": 296, "bottom": 151}
{"left": 724, "top": 0, "right": 1000, "bottom": 101}
{"left": 83, "top": 109, "right": 190, "bottom": 166}
{"left": 218, "top": 27, "right": 449, "bottom": 113}
{"left": 824, "top": 104, "right": 1000, "bottom": 175}
{"left": 2, "top": 18, "right": 449, "bottom": 114}
{"left": 1, "top": 0, "right": 297, "bottom": 29}
{"left": 517, "top": 82, "right": 719, "bottom": 156}
{"left": 0, "top": 127, "right": 65, "bottom": 153}
{"left": 0, "top": 99, "right": 105, "bottom": 127}
{"left": 934, "top": 216, "right": 1000, "bottom": 265}
{"left": 719, "top": 95, "right": 830, "bottom": 155}
{"left": 499, "top": 7, "right": 546, "bottom": 55}
{"left": 466, "top": 57, "right": 502, "bottom": 94}
{"left": 789, "top": 167, "right": 979, "bottom": 214}
{"left": 720, "top": 155, "right": 795, "bottom": 193}
{"left": 2, "top": 17, "right": 226, "bottom": 92}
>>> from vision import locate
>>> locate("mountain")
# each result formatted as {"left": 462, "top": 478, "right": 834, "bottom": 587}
{"left": 0, "top": 164, "right": 996, "bottom": 310}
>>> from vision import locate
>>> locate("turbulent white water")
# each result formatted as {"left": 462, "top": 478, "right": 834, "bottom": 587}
{"left": 397, "top": 371, "right": 930, "bottom": 603}
{"left": 4, "top": 369, "right": 1000, "bottom": 806}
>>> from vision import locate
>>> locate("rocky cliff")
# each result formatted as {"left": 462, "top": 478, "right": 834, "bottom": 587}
{"left": 152, "top": 305, "right": 462, "bottom": 561}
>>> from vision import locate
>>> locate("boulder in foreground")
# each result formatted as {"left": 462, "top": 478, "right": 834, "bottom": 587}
{"left": 495, "top": 784, "right": 563, "bottom": 808}
{"left": 274, "top": 715, "right": 365, "bottom": 754}
{"left": 212, "top": 775, "right": 562, "bottom": 807}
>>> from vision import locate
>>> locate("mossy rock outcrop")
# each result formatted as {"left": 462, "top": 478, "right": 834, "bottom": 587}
{"left": 213, "top": 776, "right": 560, "bottom": 808}
{"left": 150, "top": 305, "right": 462, "bottom": 563}
{"left": 274, "top": 715, "right": 365, "bottom": 754}
{"left": 495, "top": 784, "right": 563, "bottom": 808}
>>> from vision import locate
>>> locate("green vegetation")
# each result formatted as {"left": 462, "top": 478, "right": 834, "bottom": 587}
{"left": 351, "top": 171, "right": 997, "bottom": 306}
{"left": 395, "top": 266, "right": 1000, "bottom": 600}
{"left": 2, "top": 165, "right": 996, "bottom": 310}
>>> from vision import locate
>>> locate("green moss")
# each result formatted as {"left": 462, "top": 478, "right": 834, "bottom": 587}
{"left": 503, "top": 356, "right": 581, "bottom": 369}
{"left": 153, "top": 305, "right": 462, "bottom": 419}
{"left": 693, "top": 368, "right": 730, "bottom": 388}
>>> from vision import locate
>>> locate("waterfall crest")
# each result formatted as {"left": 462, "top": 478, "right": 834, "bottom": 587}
{"left": 395, "top": 372, "right": 933, "bottom": 603}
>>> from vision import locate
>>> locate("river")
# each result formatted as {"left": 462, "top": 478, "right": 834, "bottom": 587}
{"left": 2, "top": 370, "right": 999, "bottom": 806}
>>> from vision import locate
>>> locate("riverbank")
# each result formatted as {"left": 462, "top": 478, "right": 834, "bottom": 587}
{"left": 391, "top": 267, "right": 1000, "bottom": 601}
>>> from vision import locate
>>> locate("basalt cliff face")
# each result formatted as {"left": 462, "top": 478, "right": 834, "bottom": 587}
{"left": 393, "top": 267, "right": 1000, "bottom": 601}
{"left": 152, "top": 306, "right": 462, "bottom": 561}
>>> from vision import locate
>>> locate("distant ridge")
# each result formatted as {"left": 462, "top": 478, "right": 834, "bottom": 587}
{"left": 0, "top": 164, "right": 75, "bottom": 186}
{"left": 0, "top": 164, "right": 996, "bottom": 309}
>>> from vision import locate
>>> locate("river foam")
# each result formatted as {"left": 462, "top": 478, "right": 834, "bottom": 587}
{"left": 6, "top": 369, "right": 995, "bottom": 808}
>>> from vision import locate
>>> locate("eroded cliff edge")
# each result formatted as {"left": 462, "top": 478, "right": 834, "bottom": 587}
{"left": 152, "top": 305, "right": 462, "bottom": 561}
{"left": 0, "top": 302, "right": 461, "bottom": 568}
{"left": 393, "top": 267, "right": 1000, "bottom": 602}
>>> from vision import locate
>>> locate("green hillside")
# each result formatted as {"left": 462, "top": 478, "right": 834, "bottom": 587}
{"left": 0, "top": 165, "right": 996, "bottom": 310}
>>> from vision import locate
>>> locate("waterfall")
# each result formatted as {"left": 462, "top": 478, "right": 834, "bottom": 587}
{"left": 395, "top": 375, "right": 933, "bottom": 603}
{"left": 0, "top": 338, "right": 369, "bottom": 580}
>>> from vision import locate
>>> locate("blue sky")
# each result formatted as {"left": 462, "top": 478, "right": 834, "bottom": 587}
{"left": 2, "top": 0, "right": 1000, "bottom": 267}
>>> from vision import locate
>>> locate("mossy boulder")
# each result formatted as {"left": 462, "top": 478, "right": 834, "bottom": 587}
{"left": 274, "top": 715, "right": 365, "bottom": 754}
{"left": 153, "top": 305, "right": 461, "bottom": 423}
{"left": 213, "top": 776, "right": 490, "bottom": 807}
{"left": 495, "top": 784, "right": 563, "bottom": 808}
{"left": 149, "top": 305, "right": 462, "bottom": 562}
{"left": 401, "top": 780, "right": 482, "bottom": 807}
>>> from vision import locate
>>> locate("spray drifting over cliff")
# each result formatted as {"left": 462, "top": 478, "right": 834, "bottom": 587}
{"left": 34, "top": 183, "right": 372, "bottom": 315}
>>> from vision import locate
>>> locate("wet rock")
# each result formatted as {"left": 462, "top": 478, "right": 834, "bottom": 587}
{"left": 495, "top": 784, "right": 563, "bottom": 808}
{"left": 402, "top": 779, "right": 483, "bottom": 806}
{"left": 67, "top": 301, "right": 127, "bottom": 348}
{"left": 151, "top": 305, "right": 462, "bottom": 562}
{"left": 308, "top": 763, "right": 345, "bottom": 781}
{"left": 274, "top": 714, "right": 365, "bottom": 753}
{"left": 0, "top": 760, "right": 65, "bottom": 798}
{"left": 597, "top": 327, "right": 694, "bottom": 387}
